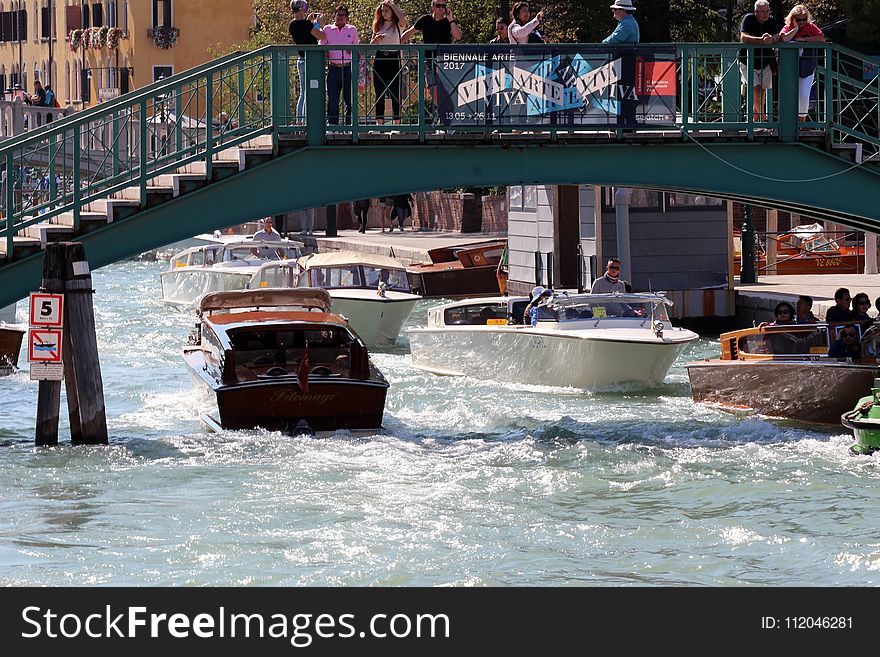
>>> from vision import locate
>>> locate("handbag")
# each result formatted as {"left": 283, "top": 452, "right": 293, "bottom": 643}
{"left": 798, "top": 52, "right": 817, "bottom": 78}
{"left": 357, "top": 56, "right": 369, "bottom": 91}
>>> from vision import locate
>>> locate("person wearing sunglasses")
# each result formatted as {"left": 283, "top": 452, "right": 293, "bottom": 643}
{"left": 825, "top": 287, "right": 853, "bottom": 323}
{"left": 851, "top": 292, "right": 873, "bottom": 322}
{"left": 590, "top": 257, "right": 628, "bottom": 293}
{"left": 829, "top": 324, "right": 862, "bottom": 359}
{"left": 489, "top": 17, "right": 509, "bottom": 44}
{"left": 779, "top": 5, "right": 825, "bottom": 125}
{"left": 401, "top": 2, "right": 462, "bottom": 115}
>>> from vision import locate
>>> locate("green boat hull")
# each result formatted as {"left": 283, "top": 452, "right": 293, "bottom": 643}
{"left": 841, "top": 380, "right": 880, "bottom": 455}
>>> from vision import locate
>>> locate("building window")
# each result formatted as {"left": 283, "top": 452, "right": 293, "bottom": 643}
{"left": 152, "top": 0, "right": 171, "bottom": 28}
{"left": 153, "top": 65, "right": 172, "bottom": 82}
{"left": 81, "top": 1, "right": 89, "bottom": 28}
{"left": 92, "top": 2, "right": 103, "bottom": 27}
{"left": 122, "top": 0, "right": 128, "bottom": 33}
{"left": 509, "top": 186, "right": 522, "bottom": 211}
{"left": 107, "top": 0, "right": 116, "bottom": 27}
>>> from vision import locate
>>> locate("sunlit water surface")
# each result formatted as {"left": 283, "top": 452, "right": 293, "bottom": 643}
{"left": 1, "top": 260, "right": 879, "bottom": 586}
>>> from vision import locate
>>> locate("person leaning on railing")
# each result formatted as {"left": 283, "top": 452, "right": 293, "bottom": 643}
{"left": 739, "top": 0, "right": 781, "bottom": 124}
{"left": 778, "top": 4, "right": 825, "bottom": 126}
{"left": 320, "top": 5, "right": 360, "bottom": 126}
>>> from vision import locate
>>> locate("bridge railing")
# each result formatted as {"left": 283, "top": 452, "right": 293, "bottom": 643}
{"left": 1, "top": 42, "right": 877, "bottom": 260}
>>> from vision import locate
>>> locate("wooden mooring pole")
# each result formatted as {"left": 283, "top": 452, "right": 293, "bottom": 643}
{"left": 34, "top": 242, "right": 108, "bottom": 446}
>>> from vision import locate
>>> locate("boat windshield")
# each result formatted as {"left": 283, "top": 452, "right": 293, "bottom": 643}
{"left": 229, "top": 326, "right": 354, "bottom": 373}
{"left": 170, "top": 245, "right": 222, "bottom": 269}
{"left": 219, "top": 244, "right": 302, "bottom": 263}
{"left": 304, "top": 266, "right": 363, "bottom": 288}
{"left": 362, "top": 267, "right": 411, "bottom": 292}
{"left": 738, "top": 326, "right": 830, "bottom": 356}
{"left": 444, "top": 301, "right": 509, "bottom": 325}
{"left": 802, "top": 235, "right": 838, "bottom": 253}
{"left": 250, "top": 265, "right": 299, "bottom": 289}
{"left": 555, "top": 299, "right": 670, "bottom": 322}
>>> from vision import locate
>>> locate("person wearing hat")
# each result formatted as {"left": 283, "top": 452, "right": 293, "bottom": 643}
{"left": 603, "top": 1, "right": 639, "bottom": 45}
{"left": 603, "top": 2, "right": 639, "bottom": 129}
{"left": 523, "top": 285, "right": 552, "bottom": 325}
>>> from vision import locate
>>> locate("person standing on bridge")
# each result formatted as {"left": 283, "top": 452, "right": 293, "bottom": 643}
{"left": 289, "top": 1, "right": 325, "bottom": 125}
{"left": 603, "top": 1, "right": 640, "bottom": 130}
{"left": 400, "top": 1, "right": 462, "bottom": 121}
{"left": 778, "top": 5, "right": 825, "bottom": 125}
{"left": 739, "top": 0, "right": 781, "bottom": 124}
{"left": 321, "top": 5, "right": 360, "bottom": 126}
{"left": 370, "top": 1, "right": 409, "bottom": 125}
{"left": 508, "top": 3, "right": 545, "bottom": 44}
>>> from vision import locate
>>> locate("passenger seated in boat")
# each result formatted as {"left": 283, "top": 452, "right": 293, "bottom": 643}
{"left": 828, "top": 324, "right": 861, "bottom": 359}
{"left": 852, "top": 293, "right": 873, "bottom": 321}
{"left": 523, "top": 286, "right": 552, "bottom": 325}
{"left": 795, "top": 295, "right": 817, "bottom": 324}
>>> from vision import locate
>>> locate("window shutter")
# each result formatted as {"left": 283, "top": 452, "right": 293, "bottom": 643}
{"left": 66, "top": 5, "right": 81, "bottom": 32}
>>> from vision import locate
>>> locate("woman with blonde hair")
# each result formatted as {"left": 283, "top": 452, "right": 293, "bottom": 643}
{"left": 779, "top": 4, "right": 825, "bottom": 123}
{"left": 370, "top": 0, "right": 409, "bottom": 124}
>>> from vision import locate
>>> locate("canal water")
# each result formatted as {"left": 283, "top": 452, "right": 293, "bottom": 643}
{"left": 1, "top": 260, "right": 879, "bottom": 586}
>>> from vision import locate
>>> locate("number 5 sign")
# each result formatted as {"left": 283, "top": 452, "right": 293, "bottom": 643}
{"left": 29, "top": 293, "right": 64, "bottom": 327}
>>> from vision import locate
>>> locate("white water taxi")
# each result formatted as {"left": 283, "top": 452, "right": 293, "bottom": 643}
{"left": 407, "top": 292, "right": 698, "bottom": 388}
{"left": 159, "top": 239, "right": 305, "bottom": 309}
{"left": 255, "top": 251, "right": 421, "bottom": 348}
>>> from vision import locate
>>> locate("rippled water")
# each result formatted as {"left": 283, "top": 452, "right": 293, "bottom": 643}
{"left": 1, "top": 260, "right": 879, "bottom": 586}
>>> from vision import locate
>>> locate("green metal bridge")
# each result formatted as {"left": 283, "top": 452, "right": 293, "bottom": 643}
{"left": 0, "top": 41, "right": 877, "bottom": 307}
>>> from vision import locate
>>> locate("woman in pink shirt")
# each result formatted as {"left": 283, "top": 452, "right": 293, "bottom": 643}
{"left": 779, "top": 4, "right": 825, "bottom": 123}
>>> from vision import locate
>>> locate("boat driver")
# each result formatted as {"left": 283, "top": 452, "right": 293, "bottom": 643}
{"left": 590, "top": 257, "right": 627, "bottom": 293}
{"left": 252, "top": 217, "right": 283, "bottom": 242}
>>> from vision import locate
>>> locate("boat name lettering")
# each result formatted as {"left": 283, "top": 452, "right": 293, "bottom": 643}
{"left": 816, "top": 257, "right": 842, "bottom": 268}
{"left": 268, "top": 391, "right": 337, "bottom": 404}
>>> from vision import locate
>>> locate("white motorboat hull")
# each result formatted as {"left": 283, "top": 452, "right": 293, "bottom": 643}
{"left": 160, "top": 269, "right": 254, "bottom": 309}
{"left": 408, "top": 325, "right": 695, "bottom": 388}
{"left": 329, "top": 290, "right": 419, "bottom": 348}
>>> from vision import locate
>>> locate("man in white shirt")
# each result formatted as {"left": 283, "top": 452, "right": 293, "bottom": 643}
{"left": 252, "top": 217, "right": 283, "bottom": 241}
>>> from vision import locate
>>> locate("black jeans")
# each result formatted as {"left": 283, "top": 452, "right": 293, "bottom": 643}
{"left": 327, "top": 64, "right": 352, "bottom": 125}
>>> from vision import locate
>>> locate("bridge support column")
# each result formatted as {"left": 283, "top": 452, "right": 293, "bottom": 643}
{"left": 777, "top": 47, "right": 799, "bottom": 142}
{"left": 613, "top": 187, "right": 632, "bottom": 284}
{"left": 305, "top": 49, "right": 326, "bottom": 146}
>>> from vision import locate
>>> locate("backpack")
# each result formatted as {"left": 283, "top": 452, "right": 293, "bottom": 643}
{"left": 44, "top": 89, "right": 56, "bottom": 107}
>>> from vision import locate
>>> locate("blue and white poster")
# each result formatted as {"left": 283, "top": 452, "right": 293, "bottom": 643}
{"left": 434, "top": 45, "right": 677, "bottom": 128}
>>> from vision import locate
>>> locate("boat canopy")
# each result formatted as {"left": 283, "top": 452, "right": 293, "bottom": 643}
{"left": 300, "top": 251, "right": 407, "bottom": 271}
{"left": 199, "top": 288, "right": 332, "bottom": 314}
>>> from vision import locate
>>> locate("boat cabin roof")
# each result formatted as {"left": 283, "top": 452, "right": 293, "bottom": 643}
{"left": 200, "top": 288, "right": 332, "bottom": 313}
{"left": 300, "top": 251, "right": 407, "bottom": 271}
{"left": 206, "top": 310, "right": 348, "bottom": 329}
{"left": 550, "top": 292, "right": 673, "bottom": 308}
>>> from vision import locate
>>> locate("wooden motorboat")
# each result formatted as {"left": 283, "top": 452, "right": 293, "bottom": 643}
{"left": 0, "top": 323, "right": 25, "bottom": 375}
{"left": 160, "top": 239, "right": 305, "bottom": 309}
{"left": 406, "top": 239, "right": 507, "bottom": 298}
{"left": 269, "top": 251, "right": 421, "bottom": 348}
{"left": 182, "top": 289, "right": 388, "bottom": 433}
{"left": 734, "top": 225, "right": 864, "bottom": 275}
{"left": 408, "top": 292, "right": 698, "bottom": 388}
{"left": 686, "top": 321, "right": 880, "bottom": 423}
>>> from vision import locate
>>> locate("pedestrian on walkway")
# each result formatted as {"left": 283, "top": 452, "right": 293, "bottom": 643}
{"left": 354, "top": 198, "right": 371, "bottom": 233}
{"left": 392, "top": 193, "right": 413, "bottom": 231}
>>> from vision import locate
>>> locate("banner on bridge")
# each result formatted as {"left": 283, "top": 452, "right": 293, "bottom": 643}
{"left": 434, "top": 46, "right": 677, "bottom": 128}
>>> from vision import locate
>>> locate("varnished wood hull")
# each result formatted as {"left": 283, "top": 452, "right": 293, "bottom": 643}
{"left": 686, "top": 359, "right": 880, "bottom": 423}
{"left": 734, "top": 253, "right": 864, "bottom": 275}
{"left": 0, "top": 325, "right": 25, "bottom": 375}
{"left": 406, "top": 264, "right": 500, "bottom": 298}
{"left": 184, "top": 349, "right": 388, "bottom": 432}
